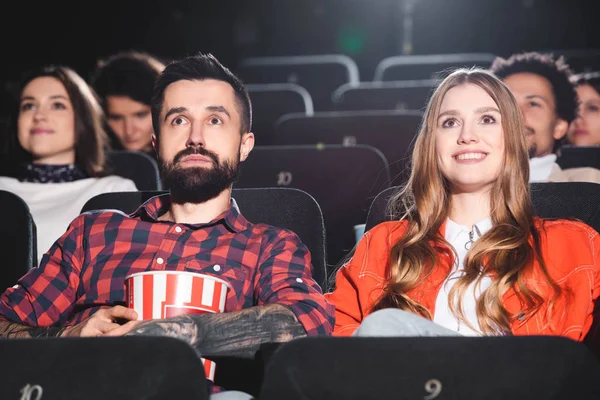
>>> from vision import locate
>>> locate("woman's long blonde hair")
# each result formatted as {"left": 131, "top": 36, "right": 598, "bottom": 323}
{"left": 372, "top": 69, "right": 562, "bottom": 335}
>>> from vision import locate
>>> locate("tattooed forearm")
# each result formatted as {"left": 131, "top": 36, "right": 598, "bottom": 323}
{"left": 0, "top": 320, "right": 66, "bottom": 338}
{"left": 127, "top": 304, "right": 306, "bottom": 358}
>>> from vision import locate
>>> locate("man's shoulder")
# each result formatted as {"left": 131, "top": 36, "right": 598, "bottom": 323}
{"left": 76, "top": 208, "right": 133, "bottom": 227}
{"left": 250, "top": 222, "right": 303, "bottom": 243}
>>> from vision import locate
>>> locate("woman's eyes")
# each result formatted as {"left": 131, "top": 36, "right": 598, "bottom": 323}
{"left": 442, "top": 118, "right": 458, "bottom": 128}
{"left": 441, "top": 115, "right": 497, "bottom": 128}
{"left": 480, "top": 115, "right": 497, "bottom": 124}
{"left": 20, "top": 103, "right": 34, "bottom": 111}
{"left": 20, "top": 102, "right": 68, "bottom": 111}
{"left": 51, "top": 102, "right": 67, "bottom": 110}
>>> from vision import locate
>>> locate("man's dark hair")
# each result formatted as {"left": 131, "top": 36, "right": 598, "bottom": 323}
{"left": 151, "top": 53, "right": 252, "bottom": 138}
{"left": 490, "top": 52, "right": 578, "bottom": 123}
{"left": 91, "top": 51, "right": 165, "bottom": 107}
{"left": 2, "top": 65, "right": 108, "bottom": 177}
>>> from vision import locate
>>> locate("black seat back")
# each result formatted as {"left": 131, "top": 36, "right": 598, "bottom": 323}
{"left": 236, "top": 145, "right": 390, "bottom": 269}
{"left": 557, "top": 145, "right": 600, "bottom": 170}
{"left": 248, "top": 83, "right": 313, "bottom": 145}
{"left": 274, "top": 110, "right": 421, "bottom": 186}
{"left": 0, "top": 337, "right": 208, "bottom": 400}
{"left": 106, "top": 150, "right": 162, "bottom": 190}
{"left": 0, "top": 190, "right": 36, "bottom": 290}
{"left": 81, "top": 188, "right": 328, "bottom": 289}
{"left": 374, "top": 53, "right": 497, "bottom": 81}
{"left": 237, "top": 54, "right": 360, "bottom": 111}
{"left": 333, "top": 79, "right": 437, "bottom": 111}
{"left": 259, "top": 336, "right": 600, "bottom": 400}
{"left": 365, "top": 182, "right": 600, "bottom": 234}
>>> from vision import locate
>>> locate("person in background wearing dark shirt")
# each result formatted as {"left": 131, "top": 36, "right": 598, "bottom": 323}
{"left": 0, "top": 53, "right": 334, "bottom": 399}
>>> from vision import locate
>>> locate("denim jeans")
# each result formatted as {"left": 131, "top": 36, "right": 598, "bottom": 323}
{"left": 353, "top": 309, "right": 462, "bottom": 337}
{"left": 211, "top": 391, "right": 255, "bottom": 400}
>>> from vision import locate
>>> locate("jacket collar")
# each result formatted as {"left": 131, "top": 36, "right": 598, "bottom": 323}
{"left": 131, "top": 194, "right": 250, "bottom": 232}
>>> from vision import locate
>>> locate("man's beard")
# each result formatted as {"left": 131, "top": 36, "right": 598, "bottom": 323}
{"left": 525, "top": 127, "right": 537, "bottom": 158}
{"left": 159, "top": 146, "right": 240, "bottom": 204}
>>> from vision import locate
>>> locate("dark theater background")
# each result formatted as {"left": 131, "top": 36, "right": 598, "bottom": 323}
{"left": 0, "top": 0, "right": 597, "bottom": 266}
{"left": 0, "top": 2, "right": 600, "bottom": 398}
{"left": 0, "top": 0, "right": 597, "bottom": 92}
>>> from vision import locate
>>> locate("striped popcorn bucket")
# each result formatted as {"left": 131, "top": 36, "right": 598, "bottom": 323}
{"left": 125, "top": 271, "right": 232, "bottom": 381}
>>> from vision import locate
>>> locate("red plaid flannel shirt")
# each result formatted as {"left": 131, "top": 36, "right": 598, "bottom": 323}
{"left": 0, "top": 194, "right": 334, "bottom": 336}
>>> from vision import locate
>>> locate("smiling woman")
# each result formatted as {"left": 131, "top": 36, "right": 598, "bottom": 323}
{"left": 17, "top": 77, "right": 77, "bottom": 166}
{"left": 326, "top": 68, "right": 600, "bottom": 342}
{"left": 435, "top": 84, "right": 505, "bottom": 196}
{"left": 0, "top": 66, "right": 137, "bottom": 264}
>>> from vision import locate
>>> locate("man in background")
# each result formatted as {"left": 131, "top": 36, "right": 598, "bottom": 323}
{"left": 490, "top": 52, "right": 600, "bottom": 183}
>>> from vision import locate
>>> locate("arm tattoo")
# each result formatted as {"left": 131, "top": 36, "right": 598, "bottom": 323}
{"left": 0, "top": 320, "right": 66, "bottom": 338}
{"left": 127, "top": 304, "right": 307, "bottom": 358}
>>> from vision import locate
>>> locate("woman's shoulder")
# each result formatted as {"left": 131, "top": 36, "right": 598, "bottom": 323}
{"left": 532, "top": 218, "right": 599, "bottom": 280}
{"left": 92, "top": 175, "right": 137, "bottom": 191}
{"left": 533, "top": 217, "right": 599, "bottom": 264}
{"left": 0, "top": 177, "right": 42, "bottom": 194}
{"left": 364, "top": 220, "right": 410, "bottom": 245}
{"left": 534, "top": 216, "right": 598, "bottom": 239}
{"left": 341, "top": 220, "right": 410, "bottom": 280}
{"left": 0, "top": 176, "right": 21, "bottom": 187}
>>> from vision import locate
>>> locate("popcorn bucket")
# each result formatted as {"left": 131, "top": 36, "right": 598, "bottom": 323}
{"left": 125, "top": 270, "right": 232, "bottom": 381}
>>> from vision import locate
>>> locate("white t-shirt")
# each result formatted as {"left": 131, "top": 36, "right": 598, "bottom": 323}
{"left": 0, "top": 176, "right": 137, "bottom": 264}
{"left": 433, "top": 217, "right": 493, "bottom": 336}
{"left": 529, "top": 154, "right": 558, "bottom": 183}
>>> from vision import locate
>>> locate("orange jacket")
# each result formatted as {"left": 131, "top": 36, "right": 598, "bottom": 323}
{"left": 326, "top": 218, "right": 600, "bottom": 340}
